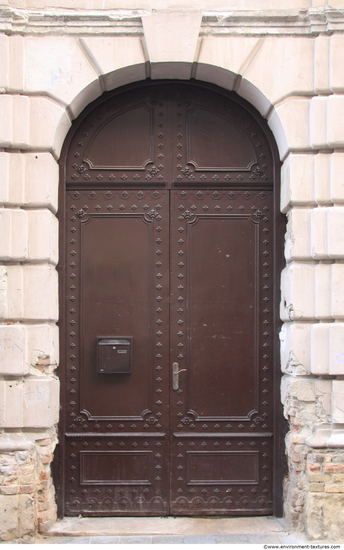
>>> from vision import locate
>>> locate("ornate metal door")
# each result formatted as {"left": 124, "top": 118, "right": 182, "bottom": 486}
{"left": 169, "top": 189, "right": 274, "bottom": 514}
{"left": 58, "top": 82, "right": 284, "bottom": 517}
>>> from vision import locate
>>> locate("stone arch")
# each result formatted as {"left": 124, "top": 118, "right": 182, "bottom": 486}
{"left": 56, "top": 62, "right": 288, "bottom": 164}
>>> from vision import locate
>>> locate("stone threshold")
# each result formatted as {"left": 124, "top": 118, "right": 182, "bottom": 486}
{"left": 46, "top": 516, "right": 287, "bottom": 537}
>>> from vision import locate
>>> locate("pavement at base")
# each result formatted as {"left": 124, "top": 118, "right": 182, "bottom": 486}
{"left": 2, "top": 516, "right": 342, "bottom": 545}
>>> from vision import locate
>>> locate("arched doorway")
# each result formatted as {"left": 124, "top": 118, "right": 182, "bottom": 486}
{"left": 57, "top": 81, "right": 285, "bottom": 518}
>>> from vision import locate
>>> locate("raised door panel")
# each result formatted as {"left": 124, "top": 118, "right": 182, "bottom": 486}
{"left": 170, "top": 86, "right": 273, "bottom": 186}
{"left": 64, "top": 189, "right": 170, "bottom": 515}
{"left": 169, "top": 189, "right": 274, "bottom": 515}
{"left": 66, "top": 87, "right": 169, "bottom": 185}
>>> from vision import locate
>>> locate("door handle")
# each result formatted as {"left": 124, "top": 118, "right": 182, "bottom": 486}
{"left": 172, "top": 362, "right": 187, "bottom": 391}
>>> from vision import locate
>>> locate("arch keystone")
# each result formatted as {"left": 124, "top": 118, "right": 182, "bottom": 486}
{"left": 142, "top": 10, "right": 202, "bottom": 79}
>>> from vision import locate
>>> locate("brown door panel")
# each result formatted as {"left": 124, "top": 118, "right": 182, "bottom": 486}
{"left": 169, "top": 189, "right": 273, "bottom": 515}
{"left": 64, "top": 189, "right": 170, "bottom": 515}
{"left": 59, "top": 82, "right": 283, "bottom": 517}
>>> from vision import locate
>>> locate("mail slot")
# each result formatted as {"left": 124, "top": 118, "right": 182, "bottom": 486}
{"left": 97, "top": 337, "right": 132, "bottom": 373}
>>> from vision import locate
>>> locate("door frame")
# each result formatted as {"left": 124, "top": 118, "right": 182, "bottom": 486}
{"left": 54, "top": 79, "right": 287, "bottom": 519}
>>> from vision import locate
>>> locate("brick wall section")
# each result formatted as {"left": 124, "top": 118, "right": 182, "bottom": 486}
{"left": 284, "top": 430, "right": 307, "bottom": 531}
{"left": 36, "top": 433, "right": 57, "bottom": 533}
{"left": 0, "top": 448, "right": 36, "bottom": 540}
{"left": 305, "top": 451, "right": 344, "bottom": 540}
{"left": 0, "top": 431, "right": 57, "bottom": 540}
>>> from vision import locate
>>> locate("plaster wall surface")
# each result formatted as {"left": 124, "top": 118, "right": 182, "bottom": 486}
{"left": 0, "top": 0, "right": 344, "bottom": 541}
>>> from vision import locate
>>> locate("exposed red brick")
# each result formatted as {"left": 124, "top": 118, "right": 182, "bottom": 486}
{"left": 38, "top": 500, "right": 52, "bottom": 512}
{"left": 20, "top": 484, "right": 35, "bottom": 493}
{"left": 36, "top": 438, "right": 53, "bottom": 447}
{"left": 308, "top": 464, "right": 321, "bottom": 472}
{"left": 325, "top": 464, "right": 344, "bottom": 474}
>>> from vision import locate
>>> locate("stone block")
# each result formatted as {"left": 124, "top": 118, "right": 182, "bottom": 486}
{"left": 25, "top": 323, "right": 59, "bottom": 372}
{"left": 275, "top": 100, "right": 310, "bottom": 153}
{"left": 268, "top": 108, "right": 289, "bottom": 161}
{"left": 315, "top": 379, "right": 332, "bottom": 420}
{"left": 18, "top": 494, "right": 35, "bottom": 536}
{"left": 142, "top": 11, "right": 202, "bottom": 79}
{"left": 0, "top": 209, "right": 28, "bottom": 261}
{"left": 7, "top": 35, "right": 24, "bottom": 93}
{"left": 243, "top": 37, "right": 314, "bottom": 107}
{"left": 310, "top": 96, "right": 327, "bottom": 149}
{"left": 315, "top": 153, "right": 331, "bottom": 205}
{"left": 331, "top": 264, "right": 344, "bottom": 319}
{"left": 333, "top": 381, "right": 344, "bottom": 423}
{"left": 311, "top": 207, "right": 328, "bottom": 259}
{"left": 280, "top": 322, "right": 311, "bottom": 375}
{"left": 309, "top": 473, "right": 331, "bottom": 483}
{"left": 23, "top": 377, "right": 59, "bottom": 428}
{"left": 327, "top": 95, "right": 344, "bottom": 148}
{"left": 315, "top": 264, "right": 331, "bottom": 319}
{"left": 0, "top": 266, "right": 7, "bottom": 319}
{"left": 311, "top": 323, "right": 330, "bottom": 375}
{"left": 24, "top": 153, "right": 58, "bottom": 212}
{"left": 285, "top": 209, "right": 312, "bottom": 261}
{"left": 0, "top": 153, "right": 25, "bottom": 206}
{"left": 4, "top": 381, "right": 24, "bottom": 428}
{"left": 0, "top": 494, "right": 19, "bottom": 541}
{"left": 0, "top": 325, "right": 28, "bottom": 376}
{"left": 0, "top": 35, "right": 9, "bottom": 90}
{"left": 280, "top": 264, "right": 315, "bottom": 321}
{"left": 12, "top": 95, "right": 30, "bottom": 149}
{"left": 309, "top": 482, "right": 325, "bottom": 492}
{"left": 0, "top": 95, "right": 71, "bottom": 155}
{"left": 281, "top": 375, "right": 315, "bottom": 404}
{"left": 330, "top": 35, "right": 344, "bottom": 92}
{"left": 306, "top": 492, "right": 344, "bottom": 540}
{"left": 0, "top": 381, "right": 4, "bottom": 427}
{"left": 330, "top": 323, "right": 344, "bottom": 375}
{"left": 0, "top": 487, "right": 19, "bottom": 496}
{"left": 0, "top": 153, "right": 9, "bottom": 204}
{"left": 281, "top": 154, "right": 315, "bottom": 212}
{"left": 2, "top": 209, "right": 27, "bottom": 260}
{"left": 196, "top": 36, "right": 262, "bottom": 93}
{"left": 80, "top": 37, "right": 146, "bottom": 92}
{"left": 0, "top": 209, "right": 11, "bottom": 259}
{"left": 6, "top": 265, "right": 23, "bottom": 320}
{"left": 238, "top": 77, "right": 272, "bottom": 119}
{"left": 333, "top": 474, "right": 344, "bottom": 482}
{"left": 23, "top": 265, "right": 58, "bottom": 322}
{"left": 11, "top": 209, "right": 28, "bottom": 261}
{"left": 325, "top": 483, "right": 344, "bottom": 493}
{"left": 0, "top": 95, "right": 13, "bottom": 147}
{"left": 24, "top": 37, "right": 101, "bottom": 118}
{"left": 315, "top": 36, "right": 330, "bottom": 94}
{"left": 325, "top": 463, "right": 344, "bottom": 474}
{"left": 327, "top": 207, "right": 344, "bottom": 258}
{"left": 331, "top": 152, "right": 344, "bottom": 204}
{"left": 29, "top": 97, "right": 71, "bottom": 158}
{"left": 27, "top": 210, "right": 58, "bottom": 264}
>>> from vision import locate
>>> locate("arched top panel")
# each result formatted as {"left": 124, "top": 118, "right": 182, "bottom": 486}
{"left": 64, "top": 81, "right": 275, "bottom": 188}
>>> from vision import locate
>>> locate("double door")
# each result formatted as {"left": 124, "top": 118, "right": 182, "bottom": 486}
{"left": 63, "top": 185, "right": 274, "bottom": 516}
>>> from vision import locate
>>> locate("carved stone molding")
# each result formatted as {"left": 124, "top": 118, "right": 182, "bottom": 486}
{"left": 1, "top": 7, "right": 344, "bottom": 35}
{"left": 201, "top": 8, "right": 344, "bottom": 35}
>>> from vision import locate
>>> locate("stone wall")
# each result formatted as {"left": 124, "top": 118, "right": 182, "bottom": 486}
{"left": 0, "top": 430, "right": 57, "bottom": 540}
{"left": 0, "top": 0, "right": 344, "bottom": 540}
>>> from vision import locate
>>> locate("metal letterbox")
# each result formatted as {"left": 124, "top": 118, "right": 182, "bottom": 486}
{"left": 97, "top": 337, "right": 132, "bottom": 373}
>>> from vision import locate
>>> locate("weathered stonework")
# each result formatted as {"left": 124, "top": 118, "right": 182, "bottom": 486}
{"left": 0, "top": 430, "right": 57, "bottom": 540}
{"left": 0, "top": 0, "right": 344, "bottom": 541}
{"left": 305, "top": 449, "right": 344, "bottom": 540}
